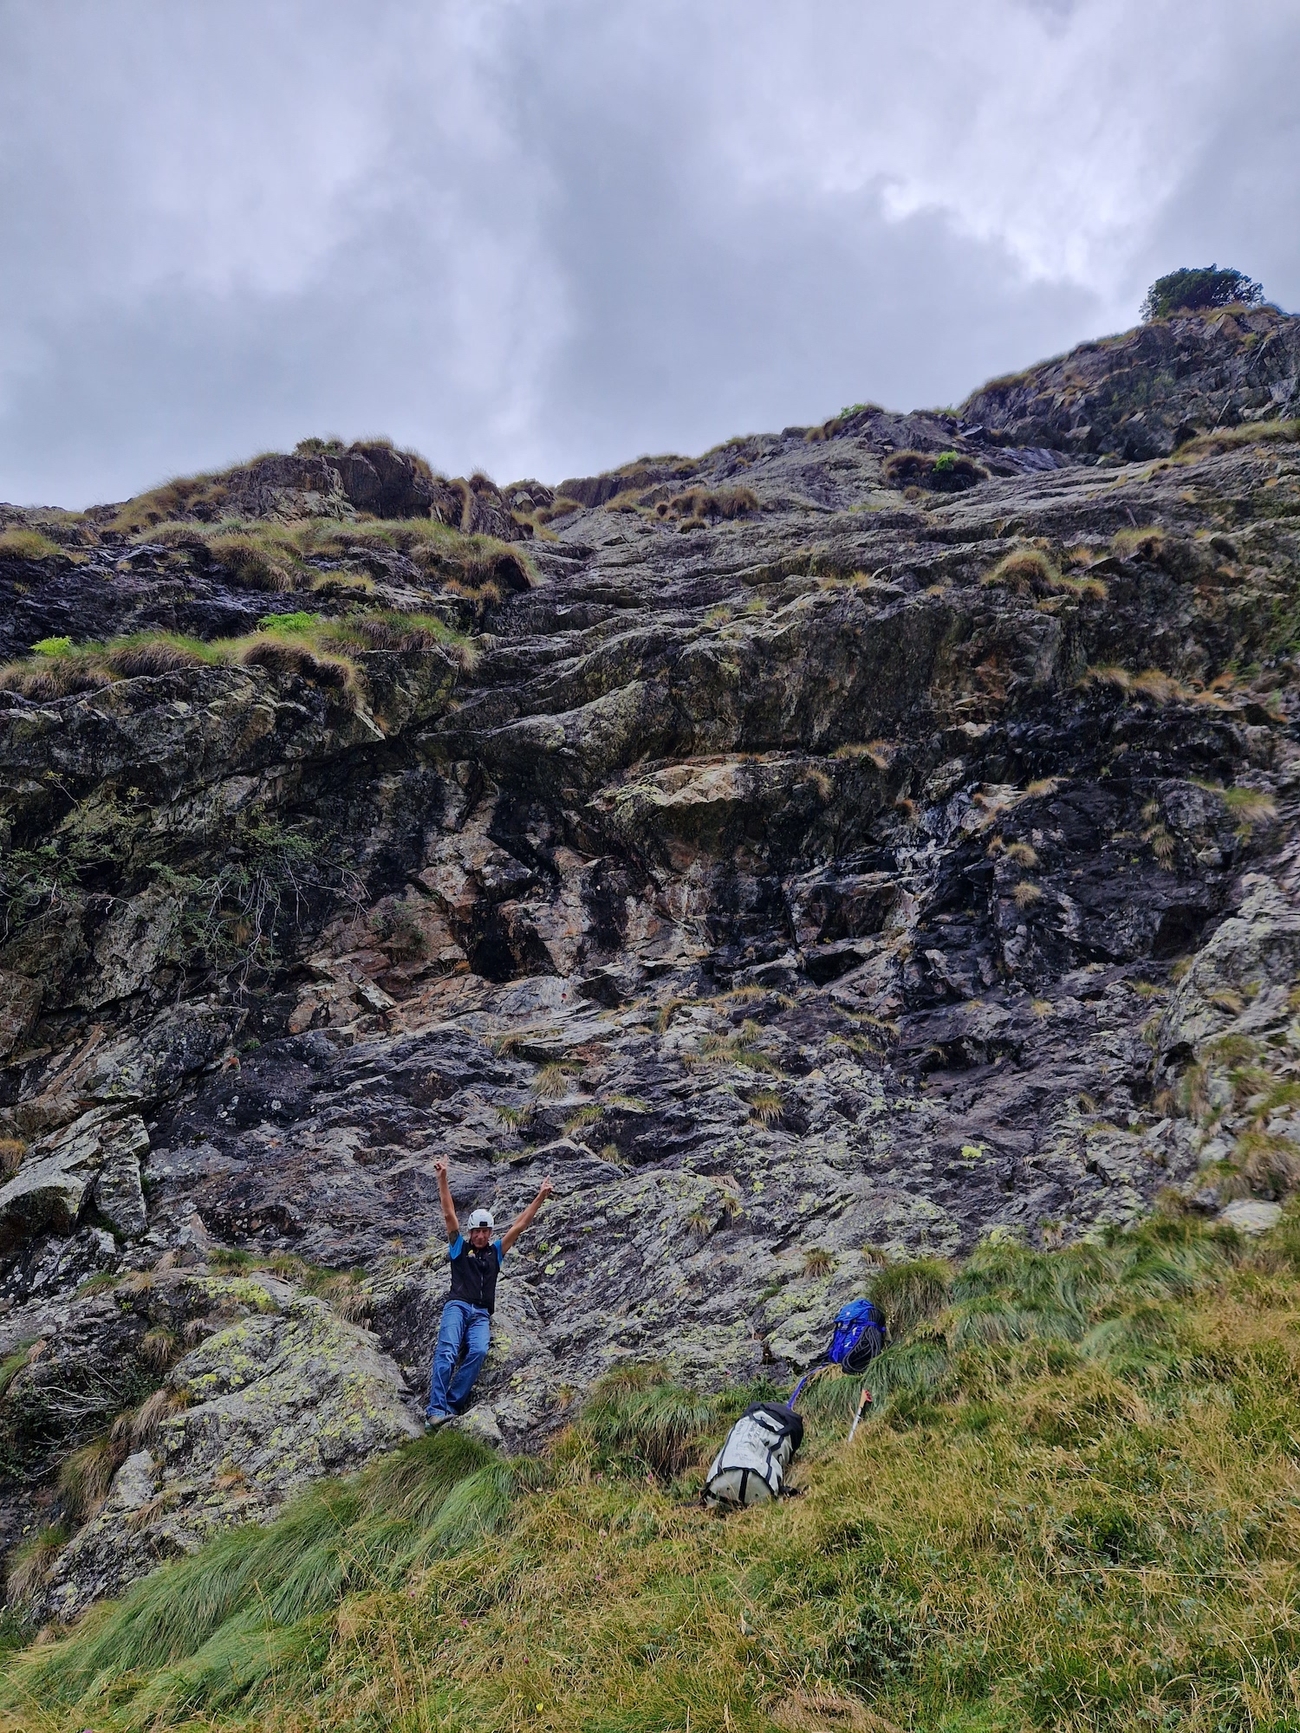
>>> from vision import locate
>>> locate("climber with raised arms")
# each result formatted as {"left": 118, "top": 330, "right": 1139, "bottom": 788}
{"left": 425, "top": 1157, "right": 553, "bottom": 1428}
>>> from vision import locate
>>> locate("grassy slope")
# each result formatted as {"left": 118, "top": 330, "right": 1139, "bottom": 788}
{"left": 4, "top": 1214, "right": 1300, "bottom": 1733}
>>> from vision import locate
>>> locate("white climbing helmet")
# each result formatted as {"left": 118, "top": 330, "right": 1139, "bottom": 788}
{"left": 466, "top": 1208, "right": 496, "bottom": 1230}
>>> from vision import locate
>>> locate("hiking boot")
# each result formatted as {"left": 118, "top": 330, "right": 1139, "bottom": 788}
{"left": 424, "top": 1410, "right": 454, "bottom": 1431}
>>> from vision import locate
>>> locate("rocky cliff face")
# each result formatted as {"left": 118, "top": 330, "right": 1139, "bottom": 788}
{"left": 2, "top": 315, "right": 1300, "bottom": 1615}
{"left": 962, "top": 303, "right": 1300, "bottom": 459}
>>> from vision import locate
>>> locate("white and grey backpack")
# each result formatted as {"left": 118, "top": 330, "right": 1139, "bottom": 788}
{"left": 702, "top": 1400, "right": 805, "bottom": 1509}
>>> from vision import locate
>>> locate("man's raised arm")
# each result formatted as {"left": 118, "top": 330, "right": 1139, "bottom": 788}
{"left": 434, "top": 1158, "right": 459, "bottom": 1239}
{"left": 500, "top": 1177, "right": 553, "bottom": 1254}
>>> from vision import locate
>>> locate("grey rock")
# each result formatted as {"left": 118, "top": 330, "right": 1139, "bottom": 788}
{"left": 961, "top": 304, "right": 1300, "bottom": 458}
{"left": 109, "top": 1448, "right": 160, "bottom": 1512}
{"left": 0, "top": 1111, "right": 149, "bottom": 1244}
{"left": 1219, "top": 1199, "right": 1283, "bottom": 1234}
{"left": 34, "top": 1277, "right": 420, "bottom": 1618}
{"left": 0, "top": 970, "right": 40, "bottom": 1060}
{"left": 93, "top": 1148, "right": 148, "bottom": 1240}
{"left": 0, "top": 1155, "right": 90, "bottom": 1242}
{"left": 1161, "top": 878, "right": 1300, "bottom": 1052}
{"left": 6, "top": 1225, "right": 119, "bottom": 1305}
{"left": 454, "top": 1406, "right": 504, "bottom": 1449}
{"left": 34, "top": 1450, "right": 166, "bottom": 1621}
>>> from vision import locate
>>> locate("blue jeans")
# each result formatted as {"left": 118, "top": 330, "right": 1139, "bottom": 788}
{"left": 427, "top": 1300, "right": 491, "bottom": 1416}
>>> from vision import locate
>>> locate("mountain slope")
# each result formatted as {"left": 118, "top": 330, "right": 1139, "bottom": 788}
{"left": 0, "top": 311, "right": 1298, "bottom": 1617}
{"left": 960, "top": 302, "right": 1300, "bottom": 459}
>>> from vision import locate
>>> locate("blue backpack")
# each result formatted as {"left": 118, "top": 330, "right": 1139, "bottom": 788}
{"left": 828, "top": 1298, "right": 887, "bottom": 1375}
{"left": 789, "top": 1298, "right": 888, "bottom": 1404}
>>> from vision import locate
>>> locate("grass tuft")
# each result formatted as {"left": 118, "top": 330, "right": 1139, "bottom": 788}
{"left": 0, "top": 603, "right": 476, "bottom": 711}
{"left": 0, "top": 528, "right": 66, "bottom": 562}
{"left": 1191, "top": 779, "right": 1279, "bottom": 836}
{"left": 4, "top": 1525, "right": 69, "bottom": 1608}
{"left": 870, "top": 1256, "right": 953, "bottom": 1336}
{"left": 700, "top": 1020, "right": 783, "bottom": 1075}
{"left": 1175, "top": 417, "right": 1300, "bottom": 460}
{"left": 747, "top": 1087, "right": 786, "bottom": 1125}
{"left": 56, "top": 1436, "right": 124, "bottom": 1526}
{"left": 572, "top": 1365, "right": 728, "bottom": 1479}
{"left": 533, "top": 1062, "right": 580, "bottom": 1099}
{"left": 6, "top": 1430, "right": 511, "bottom": 1706}
{"left": 981, "top": 546, "right": 1107, "bottom": 601}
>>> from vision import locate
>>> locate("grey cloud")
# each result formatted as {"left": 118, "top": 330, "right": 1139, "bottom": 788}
{"left": 0, "top": 0, "right": 1296, "bottom": 507}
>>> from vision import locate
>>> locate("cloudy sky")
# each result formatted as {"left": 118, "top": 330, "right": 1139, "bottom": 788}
{"left": 1, "top": 0, "right": 1297, "bottom": 508}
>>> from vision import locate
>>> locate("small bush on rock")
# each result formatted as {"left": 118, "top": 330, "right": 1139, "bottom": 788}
{"left": 981, "top": 548, "right": 1059, "bottom": 596}
{"left": 0, "top": 659, "right": 112, "bottom": 701}
{"left": 1141, "top": 265, "right": 1264, "bottom": 321}
{"left": 883, "top": 451, "right": 986, "bottom": 493}
{"left": 534, "top": 496, "right": 583, "bottom": 525}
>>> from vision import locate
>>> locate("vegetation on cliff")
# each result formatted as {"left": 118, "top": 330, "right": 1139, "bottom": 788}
{"left": 1141, "top": 266, "right": 1266, "bottom": 323}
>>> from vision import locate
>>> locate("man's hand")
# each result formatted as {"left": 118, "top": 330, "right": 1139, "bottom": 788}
{"left": 433, "top": 1157, "right": 458, "bottom": 1236}
{"left": 501, "top": 1176, "right": 554, "bottom": 1254}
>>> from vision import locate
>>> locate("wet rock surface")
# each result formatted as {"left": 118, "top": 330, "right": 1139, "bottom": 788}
{"left": 3, "top": 306, "right": 1300, "bottom": 1612}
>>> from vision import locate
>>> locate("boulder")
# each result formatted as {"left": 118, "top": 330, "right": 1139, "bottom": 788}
{"left": 35, "top": 1277, "right": 420, "bottom": 1620}
{"left": 1219, "top": 1199, "right": 1283, "bottom": 1234}
{"left": 0, "top": 1111, "right": 149, "bottom": 1246}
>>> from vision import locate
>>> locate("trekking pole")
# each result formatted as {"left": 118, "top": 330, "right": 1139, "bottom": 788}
{"left": 847, "top": 1386, "right": 871, "bottom": 1443}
